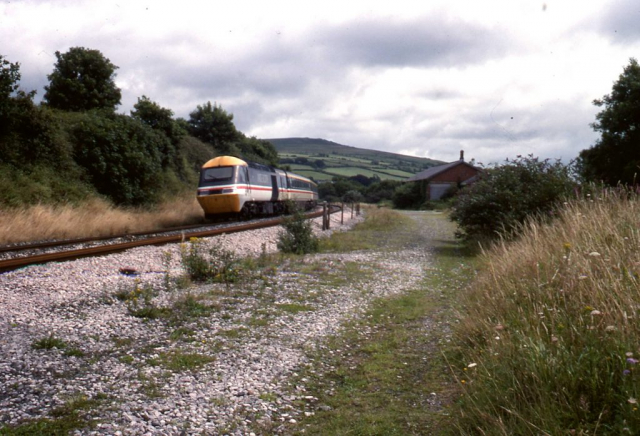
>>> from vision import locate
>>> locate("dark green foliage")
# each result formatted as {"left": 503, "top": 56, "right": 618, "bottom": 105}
{"left": 237, "top": 135, "right": 279, "bottom": 166}
{"left": 392, "top": 181, "right": 422, "bottom": 209}
{"left": 0, "top": 55, "right": 25, "bottom": 137}
{"left": 365, "top": 180, "right": 401, "bottom": 203}
{"left": 450, "top": 155, "right": 576, "bottom": 241}
{"left": 578, "top": 58, "right": 640, "bottom": 186}
{"left": 187, "top": 101, "right": 241, "bottom": 155}
{"left": 179, "top": 135, "right": 216, "bottom": 173}
{"left": 32, "top": 334, "right": 67, "bottom": 350}
{"left": 44, "top": 47, "right": 121, "bottom": 112}
{"left": 0, "top": 164, "right": 93, "bottom": 207}
{"left": 131, "top": 95, "right": 184, "bottom": 169}
{"left": 68, "top": 111, "right": 165, "bottom": 205}
{"left": 277, "top": 208, "right": 319, "bottom": 254}
{"left": 342, "top": 189, "right": 363, "bottom": 203}
{"left": 181, "top": 239, "right": 243, "bottom": 283}
{"left": 0, "top": 55, "right": 59, "bottom": 167}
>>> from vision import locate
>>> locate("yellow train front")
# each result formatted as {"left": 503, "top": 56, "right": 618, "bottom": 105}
{"left": 197, "top": 156, "right": 318, "bottom": 220}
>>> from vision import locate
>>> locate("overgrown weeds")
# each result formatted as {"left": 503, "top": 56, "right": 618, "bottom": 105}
{"left": 448, "top": 188, "right": 640, "bottom": 434}
{"left": 277, "top": 207, "right": 319, "bottom": 255}
{"left": 181, "top": 238, "right": 244, "bottom": 284}
{"left": 0, "top": 196, "right": 204, "bottom": 245}
{"left": 32, "top": 333, "right": 67, "bottom": 350}
{"left": 0, "top": 393, "right": 101, "bottom": 435}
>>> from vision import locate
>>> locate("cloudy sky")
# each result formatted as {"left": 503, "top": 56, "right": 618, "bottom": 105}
{"left": 2, "top": 0, "right": 639, "bottom": 164}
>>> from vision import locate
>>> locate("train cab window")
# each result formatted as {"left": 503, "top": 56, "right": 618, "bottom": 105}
{"left": 200, "top": 166, "right": 234, "bottom": 186}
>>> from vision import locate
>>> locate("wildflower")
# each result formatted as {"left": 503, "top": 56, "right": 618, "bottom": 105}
{"left": 585, "top": 306, "right": 595, "bottom": 311}
{"left": 605, "top": 325, "right": 616, "bottom": 332}
{"left": 495, "top": 324, "right": 504, "bottom": 331}
{"left": 495, "top": 336, "right": 500, "bottom": 340}
{"left": 629, "top": 398, "right": 637, "bottom": 404}
{"left": 578, "top": 275, "right": 588, "bottom": 280}
{"left": 624, "top": 370, "right": 631, "bottom": 376}
{"left": 551, "top": 336, "right": 558, "bottom": 343}
{"left": 563, "top": 242, "right": 571, "bottom": 250}
{"left": 461, "top": 380, "right": 466, "bottom": 384}
{"left": 590, "top": 310, "right": 602, "bottom": 316}
{"left": 627, "top": 358, "right": 639, "bottom": 365}
{"left": 627, "top": 352, "right": 634, "bottom": 357}
{"left": 468, "top": 363, "right": 478, "bottom": 368}
{"left": 589, "top": 252, "right": 601, "bottom": 257}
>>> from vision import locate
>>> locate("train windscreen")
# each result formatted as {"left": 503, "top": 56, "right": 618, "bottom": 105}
{"left": 200, "top": 166, "right": 234, "bottom": 186}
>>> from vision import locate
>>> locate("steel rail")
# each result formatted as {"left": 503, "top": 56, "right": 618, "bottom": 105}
{"left": 0, "top": 222, "right": 216, "bottom": 254}
{"left": 0, "top": 207, "right": 337, "bottom": 274}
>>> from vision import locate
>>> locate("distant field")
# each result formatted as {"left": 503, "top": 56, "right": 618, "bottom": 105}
{"left": 375, "top": 169, "right": 415, "bottom": 177}
{"left": 324, "top": 167, "right": 404, "bottom": 180}
{"left": 270, "top": 138, "right": 444, "bottom": 182}
{"left": 295, "top": 170, "right": 333, "bottom": 181}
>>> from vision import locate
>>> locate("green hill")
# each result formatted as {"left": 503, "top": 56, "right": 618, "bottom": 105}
{"left": 267, "top": 138, "right": 444, "bottom": 182}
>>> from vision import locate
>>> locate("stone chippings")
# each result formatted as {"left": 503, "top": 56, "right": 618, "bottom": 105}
{"left": 0, "top": 211, "right": 433, "bottom": 435}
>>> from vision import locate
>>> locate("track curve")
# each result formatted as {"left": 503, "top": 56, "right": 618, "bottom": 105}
{"left": 0, "top": 207, "right": 338, "bottom": 274}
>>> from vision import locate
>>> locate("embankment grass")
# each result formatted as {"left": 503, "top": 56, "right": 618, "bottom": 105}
{"left": 0, "top": 197, "right": 204, "bottom": 245}
{"left": 448, "top": 190, "right": 640, "bottom": 434}
{"left": 285, "top": 209, "right": 473, "bottom": 435}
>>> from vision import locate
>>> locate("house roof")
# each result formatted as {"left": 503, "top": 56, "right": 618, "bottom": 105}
{"left": 406, "top": 160, "right": 480, "bottom": 182}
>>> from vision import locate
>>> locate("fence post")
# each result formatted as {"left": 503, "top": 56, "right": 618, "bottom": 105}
{"left": 327, "top": 203, "right": 331, "bottom": 229}
{"left": 322, "top": 202, "right": 327, "bottom": 231}
{"left": 356, "top": 203, "right": 360, "bottom": 216}
{"left": 341, "top": 202, "right": 344, "bottom": 225}
{"left": 351, "top": 203, "right": 354, "bottom": 219}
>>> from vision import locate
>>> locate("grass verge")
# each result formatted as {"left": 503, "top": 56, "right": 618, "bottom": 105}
{"left": 446, "top": 189, "right": 640, "bottom": 434}
{"left": 272, "top": 210, "right": 475, "bottom": 435}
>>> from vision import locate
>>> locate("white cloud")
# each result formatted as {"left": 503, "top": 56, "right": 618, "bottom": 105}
{"left": 1, "top": 0, "right": 636, "bottom": 164}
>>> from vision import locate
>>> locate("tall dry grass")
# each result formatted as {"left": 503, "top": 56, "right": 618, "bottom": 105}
{"left": 0, "top": 197, "right": 204, "bottom": 245}
{"left": 450, "top": 190, "right": 640, "bottom": 434}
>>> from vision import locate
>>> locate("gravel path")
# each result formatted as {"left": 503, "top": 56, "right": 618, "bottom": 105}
{"left": 0, "top": 209, "right": 441, "bottom": 435}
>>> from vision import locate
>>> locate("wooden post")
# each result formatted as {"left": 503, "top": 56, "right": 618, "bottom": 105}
{"left": 351, "top": 203, "right": 354, "bottom": 219}
{"left": 356, "top": 203, "right": 360, "bottom": 216}
{"left": 322, "top": 202, "right": 327, "bottom": 230}
{"left": 341, "top": 202, "right": 344, "bottom": 225}
{"left": 327, "top": 203, "right": 331, "bottom": 229}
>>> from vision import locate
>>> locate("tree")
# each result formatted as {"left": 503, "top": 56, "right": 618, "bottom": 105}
{"left": 44, "top": 47, "right": 121, "bottom": 112}
{"left": 70, "top": 112, "right": 165, "bottom": 205}
{"left": 578, "top": 58, "right": 640, "bottom": 185}
{"left": 0, "top": 55, "right": 56, "bottom": 164}
{"left": 392, "top": 181, "right": 422, "bottom": 209}
{"left": 131, "top": 96, "right": 184, "bottom": 168}
{"left": 187, "top": 102, "right": 241, "bottom": 155}
{"left": 236, "top": 136, "right": 279, "bottom": 166}
{"left": 0, "top": 55, "right": 37, "bottom": 136}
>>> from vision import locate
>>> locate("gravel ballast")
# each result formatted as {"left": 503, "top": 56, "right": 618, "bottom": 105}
{"left": 0, "top": 209, "right": 436, "bottom": 435}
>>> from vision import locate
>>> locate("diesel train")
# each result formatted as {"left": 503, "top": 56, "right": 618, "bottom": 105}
{"left": 197, "top": 156, "right": 319, "bottom": 220}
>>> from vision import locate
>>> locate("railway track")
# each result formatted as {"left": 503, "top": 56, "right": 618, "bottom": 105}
{"left": 0, "top": 207, "right": 339, "bottom": 274}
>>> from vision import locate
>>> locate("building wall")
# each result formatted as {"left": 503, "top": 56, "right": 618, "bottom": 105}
{"left": 429, "top": 183, "right": 454, "bottom": 200}
{"left": 430, "top": 163, "right": 479, "bottom": 183}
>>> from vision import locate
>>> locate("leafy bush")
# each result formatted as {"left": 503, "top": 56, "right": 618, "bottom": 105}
{"left": 180, "top": 238, "right": 243, "bottom": 283}
{"left": 449, "top": 155, "right": 576, "bottom": 241}
{"left": 68, "top": 111, "right": 166, "bottom": 205}
{"left": 392, "top": 181, "right": 423, "bottom": 209}
{"left": 277, "top": 208, "right": 319, "bottom": 255}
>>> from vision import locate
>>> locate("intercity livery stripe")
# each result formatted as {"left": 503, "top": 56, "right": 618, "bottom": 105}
{"left": 198, "top": 185, "right": 315, "bottom": 194}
